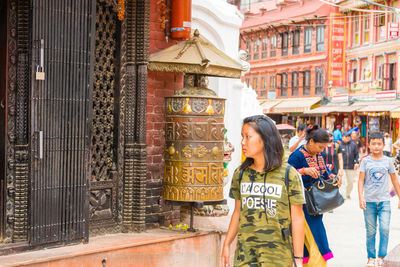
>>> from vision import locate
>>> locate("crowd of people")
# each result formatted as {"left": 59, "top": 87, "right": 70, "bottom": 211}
{"left": 221, "top": 115, "right": 400, "bottom": 267}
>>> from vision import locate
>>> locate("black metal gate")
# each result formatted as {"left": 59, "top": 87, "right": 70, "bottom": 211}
{"left": 30, "top": 0, "right": 95, "bottom": 245}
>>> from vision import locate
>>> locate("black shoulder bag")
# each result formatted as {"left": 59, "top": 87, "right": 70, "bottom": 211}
{"left": 304, "top": 156, "right": 344, "bottom": 216}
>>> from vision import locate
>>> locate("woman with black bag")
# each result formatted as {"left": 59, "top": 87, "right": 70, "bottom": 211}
{"left": 288, "top": 125, "right": 335, "bottom": 266}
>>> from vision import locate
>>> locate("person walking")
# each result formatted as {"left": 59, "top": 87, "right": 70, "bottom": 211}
{"left": 289, "top": 123, "right": 307, "bottom": 152}
{"left": 340, "top": 132, "right": 359, "bottom": 199}
{"left": 358, "top": 132, "right": 400, "bottom": 267}
{"left": 222, "top": 115, "right": 305, "bottom": 267}
{"left": 322, "top": 131, "right": 344, "bottom": 181}
{"left": 383, "top": 132, "right": 392, "bottom": 157}
{"left": 288, "top": 125, "right": 334, "bottom": 266}
{"left": 333, "top": 125, "right": 342, "bottom": 144}
{"left": 351, "top": 130, "right": 365, "bottom": 155}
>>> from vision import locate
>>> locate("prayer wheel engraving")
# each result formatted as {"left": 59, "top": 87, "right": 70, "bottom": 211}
{"left": 163, "top": 95, "right": 226, "bottom": 202}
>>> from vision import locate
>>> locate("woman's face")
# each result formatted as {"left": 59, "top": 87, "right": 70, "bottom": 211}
{"left": 308, "top": 139, "right": 328, "bottom": 155}
{"left": 241, "top": 123, "right": 264, "bottom": 159}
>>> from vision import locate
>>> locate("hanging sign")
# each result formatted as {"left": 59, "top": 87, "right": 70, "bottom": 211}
{"left": 328, "top": 13, "right": 346, "bottom": 88}
{"left": 389, "top": 23, "right": 399, "bottom": 39}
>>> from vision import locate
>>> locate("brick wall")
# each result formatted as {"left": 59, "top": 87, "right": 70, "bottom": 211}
{"left": 145, "top": 0, "right": 184, "bottom": 229}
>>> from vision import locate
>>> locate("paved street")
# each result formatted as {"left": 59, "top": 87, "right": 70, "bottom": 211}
{"left": 324, "top": 184, "right": 400, "bottom": 267}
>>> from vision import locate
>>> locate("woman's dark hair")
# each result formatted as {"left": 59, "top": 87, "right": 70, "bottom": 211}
{"left": 305, "top": 125, "right": 330, "bottom": 143}
{"left": 240, "top": 115, "right": 283, "bottom": 171}
{"left": 297, "top": 123, "right": 306, "bottom": 132}
{"left": 368, "top": 132, "right": 384, "bottom": 144}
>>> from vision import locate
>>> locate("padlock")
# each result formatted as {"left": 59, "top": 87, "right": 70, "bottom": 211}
{"left": 36, "top": 65, "right": 45, "bottom": 80}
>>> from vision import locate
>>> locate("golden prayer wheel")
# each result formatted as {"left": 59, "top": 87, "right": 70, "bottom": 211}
{"left": 148, "top": 29, "right": 243, "bottom": 203}
{"left": 163, "top": 75, "right": 225, "bottom": 201}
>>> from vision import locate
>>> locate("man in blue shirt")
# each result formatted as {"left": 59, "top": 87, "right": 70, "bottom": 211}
{"left": 333, "top": 125, "right": 343, "bottom": 144}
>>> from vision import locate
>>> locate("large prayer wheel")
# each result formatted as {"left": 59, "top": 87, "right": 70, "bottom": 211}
{"left": 163, "top": 78, "right": 225, "bottom": 202}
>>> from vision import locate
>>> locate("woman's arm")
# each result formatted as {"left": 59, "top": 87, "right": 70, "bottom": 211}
{"left": 390, "top": 173, "right": 400, "bottom": 209}
{"left": 337, "top": 148, "right": 344, "bottom": 187}
{"left": 222, "top": 199, "right": 241, "bottom": 267}
{"left": 358, "top": 172, "right": 366, "bottom": 210}
{"left": 291, "top": 204, "right": 304, "bottom": 267}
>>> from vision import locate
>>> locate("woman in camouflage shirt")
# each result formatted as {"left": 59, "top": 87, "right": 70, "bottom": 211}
{"left": 222, "top": 115, "right": 305, "bottom": 267}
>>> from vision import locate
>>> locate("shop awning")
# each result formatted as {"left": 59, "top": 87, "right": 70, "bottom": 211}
{"left": 261, "top": 99, "right": 283, "bottom": 114}
{"left": 304, "top": 103, "right": 366, "bottom": 114}
{"left": 271, "top": 97, "right": 321, "bottom": 113}
{"left": 357, "top": 104, "right": 400, "bottom": 112}
{"left": 391, "top": 107, "right": 400, "bottom": 118}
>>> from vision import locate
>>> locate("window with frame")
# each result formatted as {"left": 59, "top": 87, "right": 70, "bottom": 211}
{"left": 270, "top": 35, "right": 277, "bottom": 57}
{"left": 291, "top": 72, "right": 299, "bottom": 96}
{"left": 360, "top": 58, "right": 369, "bottom": 80}
{"left": 391, "top": 2, "right": 398, "bottom": 23}
{"left": 383, "top": 62, "right": 396, "bottom": 90}
{"left": 292, "top": 30, "right": 300, "bottom": 55}
{"left": 316, "top": 26, "right": 325, "bottom": 52}
{"left": 353, "top": 14, "right": 360, "bottom": 46}
{"left": 269, "top": 74, "right": 276, "bottom": 92}
{"left": 375, "top": 13, "right": 386, "bottom": 41}
{"left": 262, "top": 37, "right": 268, "bottom": 58}
{"left": 245, "top": 77, "right": 250, "bottom": 87}
{"left": 315, "top": 68, "right": 324, "bottom": 95}
{"left": 260, "top": 76, "right": 267, "bottom": 97}
{"left": 281, "top": 32, "right": 288, "bottom": 56}
{"left": 348, "top": 60, "right": 358, "bottom": 84}
{"left": 304, "top": 27, "right": 312, "bottom": 53}
{"left": 303, "top": 70, "right": 311, "bottom": 95}
{"left": 363, "top": 15, "right": 370, "bottom": 43}
{"left": 246, "top": 40, "right": 252, "bottom": 60}
{"left": 281, "top": 73, "right": 288, "bottom": 97}
{"left": 375, "top": 56, "right": 384, "bottom": 80}
{"left": 252, "top": 77, "right": 258, "bottom": 91}
{"left": 253, "top": 38, "right": 260, "bottom": 60}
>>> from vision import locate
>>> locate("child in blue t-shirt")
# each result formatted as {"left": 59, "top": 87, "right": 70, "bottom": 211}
{"left": 358, "top": 132, "right": 400, "bottom": 267}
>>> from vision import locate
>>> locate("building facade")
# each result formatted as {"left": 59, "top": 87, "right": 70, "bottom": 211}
{"left": 240, "top": 0, "right": 333, "bottom": 125}
{"left": 323, "top": 0, "right": 400, "bottom": 147}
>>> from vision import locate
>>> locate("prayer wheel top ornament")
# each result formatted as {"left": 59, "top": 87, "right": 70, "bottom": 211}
{"left": 148, "top": 30, "right": 243, "bottom": 202}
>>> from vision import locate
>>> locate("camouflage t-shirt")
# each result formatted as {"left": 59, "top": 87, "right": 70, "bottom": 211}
{"left": 229, "top": 163, "right": 305, "bottom": 267}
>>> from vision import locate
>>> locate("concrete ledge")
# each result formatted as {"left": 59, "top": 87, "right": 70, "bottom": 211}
{"left": 0, "top": 230, "right": 224, "bottom": 267}
{"left": 384, "top": 244, "right": 400, "bottom": 267}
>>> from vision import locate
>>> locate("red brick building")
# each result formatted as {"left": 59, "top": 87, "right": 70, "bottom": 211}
{"left": 240, "top": 0, "right": 334, "bottom": 124}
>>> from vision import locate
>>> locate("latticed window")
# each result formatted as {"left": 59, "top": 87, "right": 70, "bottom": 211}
{"left": 246, "top": 40, "right": 252, "bottom": 60}
{"left": 252, "top": 77, "right": 258, "bottom": 91}
{"left": 292, "top": 30, "right": 300, "bottom": 55}
{"left": 316, "top": 26, "right": 325, "bottom": 52}
{"left": 281, "top": 73, "right": 288, "bottom": 97}
{"left": 303, "top": 70, "right": 311, "bottom": 95}
{"left": 281, "top": 32, "right": 288, "bottom": 56}
{"left": 291, "top": 72, "right": 299, "bottom": 96}
{"left": 304, "top": 27, "right": 312, "bottom": 53}
{"left": 315, "top": 68, "right": 324, "bottom": 95}
{"left": 260, "top": 76, "right": 267, "bottom": 97}
{"left": 253, "top": 38, "right": 260, "bottom": 60}
{"left": 270, "top": 35, "right": 277, "bottom": 57}
{"left": 262, "top": 37, "right": 268, "bottom": 58}
{"left": 269, "top": 74, "right": 276, "bottom": 92}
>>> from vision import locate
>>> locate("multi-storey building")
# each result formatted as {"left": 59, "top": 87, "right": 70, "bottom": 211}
{"left": 240, "top": 0, "right": 333, "bottom": 125}
{"left": 323, "top": 0, "right": 400, "bottom": 147}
